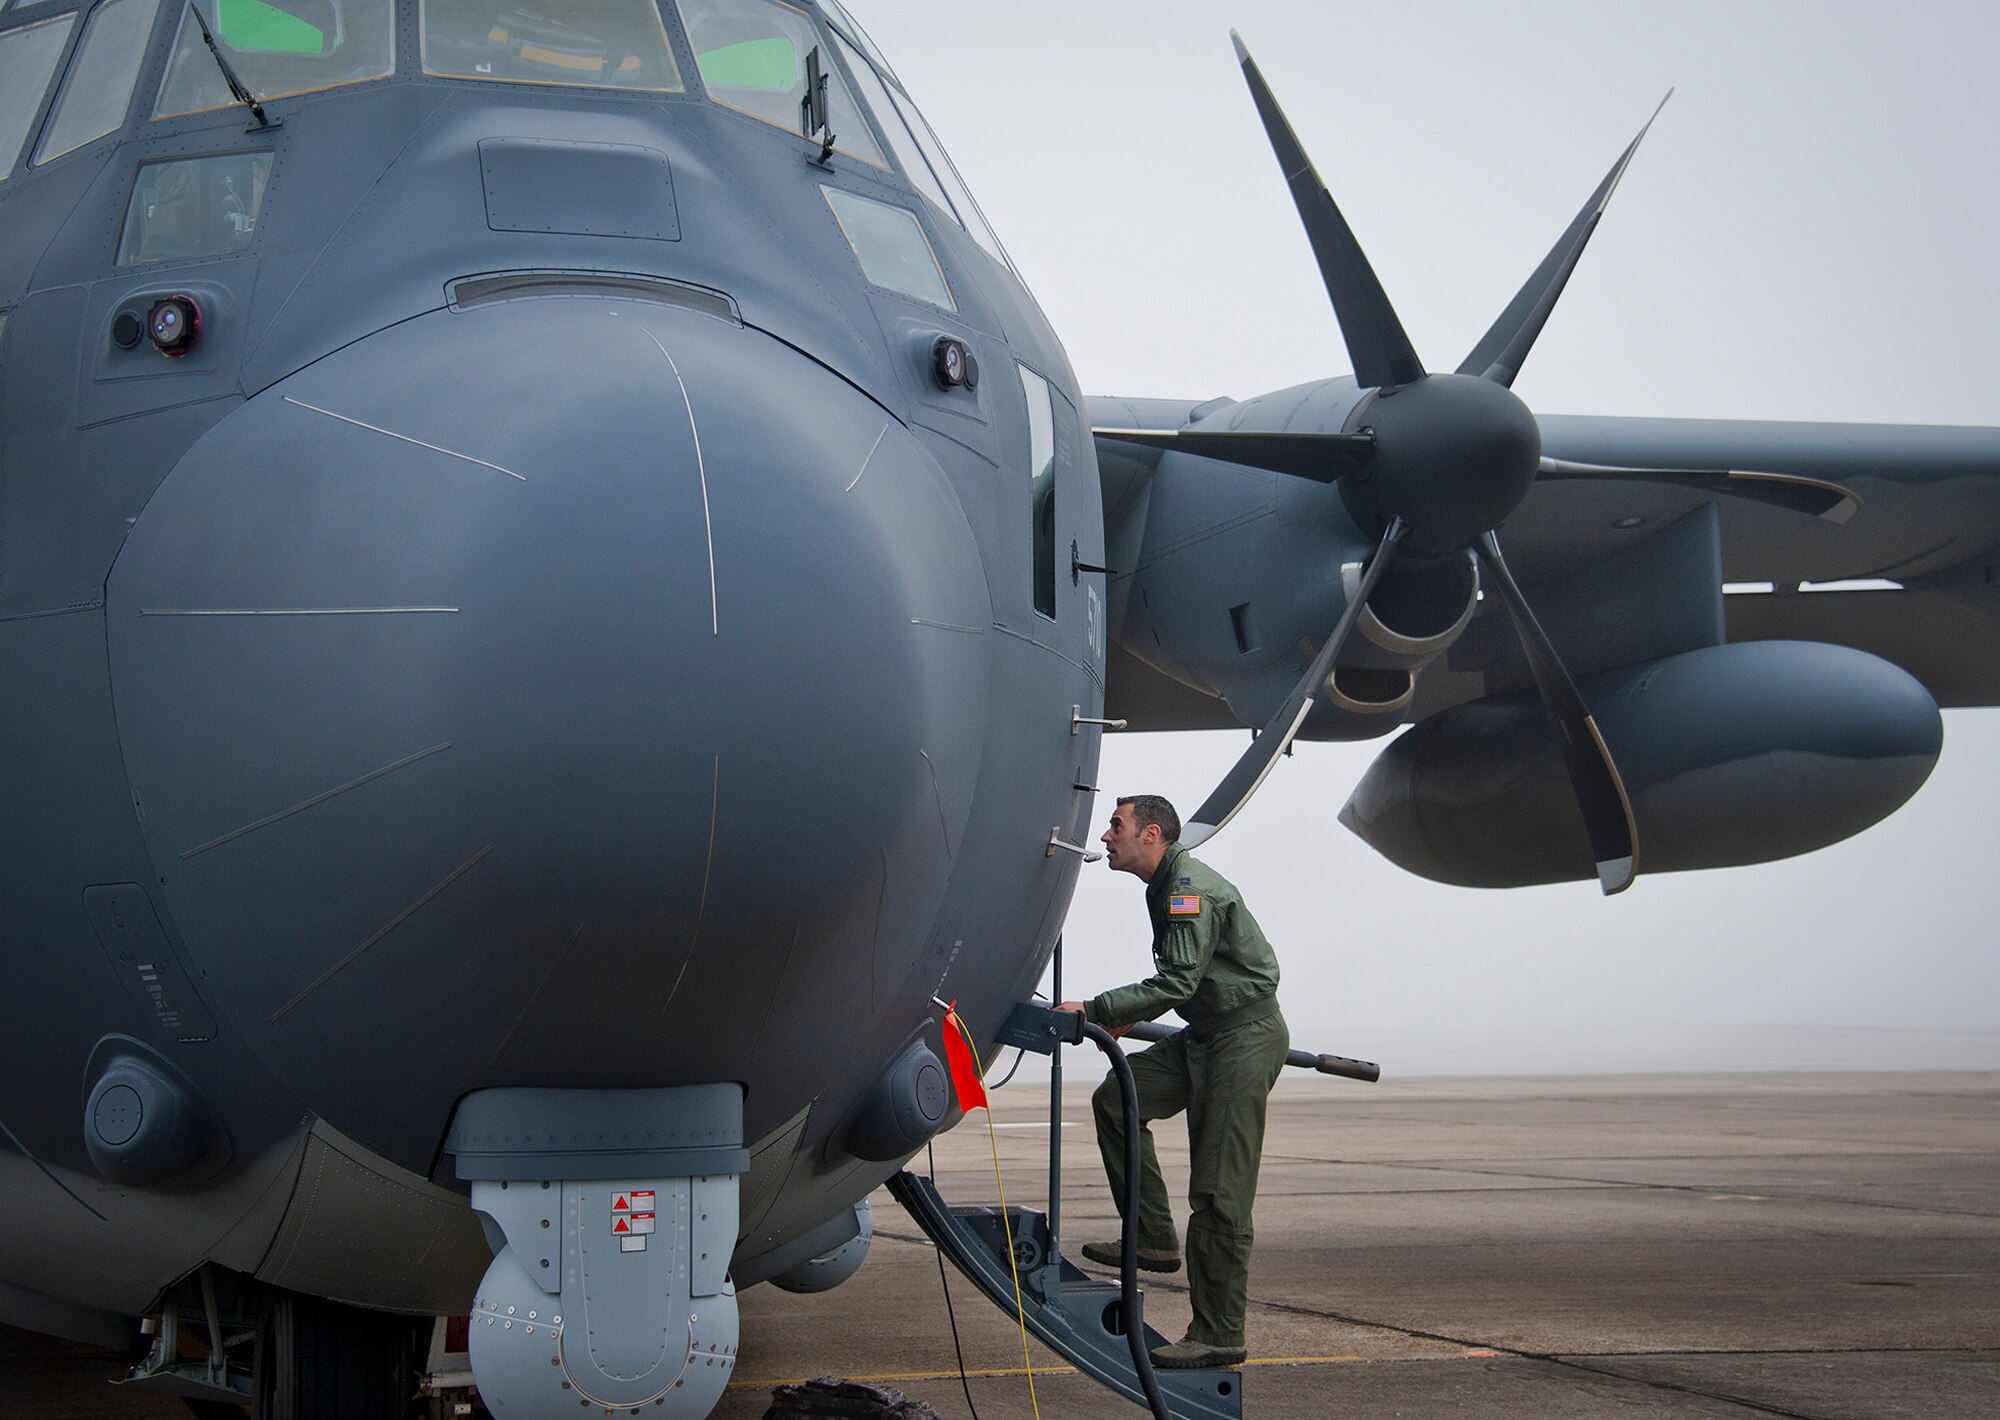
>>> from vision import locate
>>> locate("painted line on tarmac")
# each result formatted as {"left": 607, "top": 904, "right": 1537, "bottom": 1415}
{"left": 727, "top": 1354, "right": 1371, "bottom": 1388}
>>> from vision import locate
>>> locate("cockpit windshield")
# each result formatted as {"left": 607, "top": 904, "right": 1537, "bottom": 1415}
{"left": 421, "top": 1, "right": 683, "bottom": 92}
{"left": 809, "top": 5, "right": 1010, "bottom": 268}
{"left": 154, "top": 0, "right": 395, "bottom": 116}
{"left": 676, "top": 0, "right": 882, "bottom": 167}
{"left": 0, "top": 13, "right": 75, "bottom": 180}
{"left": 38, "top": 0, "right": 160, "bottom": 164}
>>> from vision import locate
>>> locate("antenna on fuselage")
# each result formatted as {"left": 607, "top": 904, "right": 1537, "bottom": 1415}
{"left": 801, "top": 45, "right": 835, "bottom": 164}
{"left": 187, "top": 0, "right": 276, "bottom": 130}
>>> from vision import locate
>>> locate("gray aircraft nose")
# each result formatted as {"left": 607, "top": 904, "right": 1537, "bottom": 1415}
{"left": 107, "top": 299, "right": 993, "bottom": 1166}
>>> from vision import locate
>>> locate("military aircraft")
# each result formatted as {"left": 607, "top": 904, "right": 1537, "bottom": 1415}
{"left": 1, "top": 2, "right": 1994, "bottom": 1418}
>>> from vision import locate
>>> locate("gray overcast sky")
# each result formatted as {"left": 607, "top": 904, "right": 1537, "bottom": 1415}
{"left": 856, "top": 1, "right": 2000, "bottom": 1074}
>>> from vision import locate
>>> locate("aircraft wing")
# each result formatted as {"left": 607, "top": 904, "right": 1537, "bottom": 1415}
{"left": 1095, "top": 410, "right": 2000, "bottom": 723}
{"left": 1519, "top": 415, "right": 2000, "bottom": 708}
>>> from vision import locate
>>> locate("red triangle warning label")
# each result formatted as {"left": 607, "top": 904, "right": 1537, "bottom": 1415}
{"left": 613, "top": 1195, "right": 630, "bottom": 1212}
{"left": 613, "top": 1217, "right": 629, "bottom": 1233}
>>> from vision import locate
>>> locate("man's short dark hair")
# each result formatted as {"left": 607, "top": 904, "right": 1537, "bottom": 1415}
{"left": 1117, "top": 794, "right": 1181, "bottom": 845}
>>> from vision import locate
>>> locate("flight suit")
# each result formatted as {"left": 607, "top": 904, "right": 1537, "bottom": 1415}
{"left": 1086, "top": 844, "right": 1289, "bottom": 1350}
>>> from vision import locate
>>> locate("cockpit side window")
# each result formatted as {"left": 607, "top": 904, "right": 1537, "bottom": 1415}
{"left": 154, "top": 0, "right": 394, "bottom": 117}
{"left": 822, "top": 185, "right": 952, "bottom": 311}
{"left": 675, "top": 0, "right": 883, "bottom": 168}
{"left": 881, "top": 81, "right": 1008, "bottom": 268}
{"left": 810, "top": 13, "right": 1011, "bottom": 272}
{"left": 828, "top": 29, "right": 951, "bottom": 215}
{"left": 0, "top": 13, "right": 77, "bottom": 180}
{"left": 421, "top": 0, "right": 682, "bottom": 92}
{"left": 37, "top": 0, "right": 161, "bottom": 165}
{"left": 815, "top": 0, "right": 892, "bottom": 82}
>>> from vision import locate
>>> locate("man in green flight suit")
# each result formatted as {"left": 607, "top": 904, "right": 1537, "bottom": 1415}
{"left": 1059, "top": 793, "right": 1289, "bottom": 1370}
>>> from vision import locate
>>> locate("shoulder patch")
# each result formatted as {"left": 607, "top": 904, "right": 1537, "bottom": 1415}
{"left": 1178, "top": 876, "right": 1192, "bottom": 886}
{"left": 1168, "top": 893, "right": 1202, "bottom": 917}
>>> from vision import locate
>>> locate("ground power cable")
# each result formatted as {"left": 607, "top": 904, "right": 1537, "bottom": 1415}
{"left": 926, "top": 1140, "right": 983, "bottom": 1420}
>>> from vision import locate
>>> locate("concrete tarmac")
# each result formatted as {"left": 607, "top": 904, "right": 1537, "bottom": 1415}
{"left": 7, "top": 1073, "right": 1997, "bottom": 1418}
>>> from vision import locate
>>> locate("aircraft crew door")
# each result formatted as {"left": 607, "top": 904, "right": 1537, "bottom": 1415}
{"left": 1018, "top": 364, "right": 1107, "bottom": 695}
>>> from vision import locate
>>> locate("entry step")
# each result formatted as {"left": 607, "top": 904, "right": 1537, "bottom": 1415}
{"left": 888, "top": 1172, "right": 1243, "bottom": 1420}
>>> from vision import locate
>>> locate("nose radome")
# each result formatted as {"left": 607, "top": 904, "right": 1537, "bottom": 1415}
{"left": 106, "top": 298, "right": 993, "bottom": 1156}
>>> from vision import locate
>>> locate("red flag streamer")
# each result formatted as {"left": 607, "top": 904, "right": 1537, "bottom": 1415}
{"left": 941, "top": 1001, "right": 988, "bottom": 1112}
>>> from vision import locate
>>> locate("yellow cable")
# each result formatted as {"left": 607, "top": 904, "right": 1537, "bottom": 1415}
{"left": 952, "top": 1013, "right": 1043, "bottom": 1420}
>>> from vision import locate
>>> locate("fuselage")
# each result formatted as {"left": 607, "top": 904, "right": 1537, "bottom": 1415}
{"left": 0, "top": 0, "right": 1106, "bottom": 1323}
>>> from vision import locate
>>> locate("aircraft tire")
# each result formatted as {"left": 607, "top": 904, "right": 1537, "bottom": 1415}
{"left": 252, "top": 1289, "right": 428, "bottom": 1420}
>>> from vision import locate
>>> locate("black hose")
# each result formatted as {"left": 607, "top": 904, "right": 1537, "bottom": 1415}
{"left": 1080, "top": 1021, "right": 1172, "bottom": 1420}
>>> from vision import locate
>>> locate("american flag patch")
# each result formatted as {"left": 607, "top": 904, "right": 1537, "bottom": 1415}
{"left": 1168, "top": 894, "right": 1202, "bottom": 916}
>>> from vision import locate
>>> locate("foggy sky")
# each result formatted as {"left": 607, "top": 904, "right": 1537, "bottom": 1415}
{"left": 856, "top": 1, "right": 2000, "bottom": 1074}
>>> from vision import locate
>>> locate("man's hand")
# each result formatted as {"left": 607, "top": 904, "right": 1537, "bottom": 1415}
{"left": 1058, "top": 1001, "right": 1130, "bottom": 1039}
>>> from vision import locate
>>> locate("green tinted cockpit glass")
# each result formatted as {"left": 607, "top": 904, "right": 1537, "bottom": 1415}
{"left": 156, "top": 0, "right": 394, "bottom": 116}
{"left": 698, "top": 34, "right": 791, "bottom": 88}
{"left": 822, "top": 185, "right": 951, "bottom": 311}
{"left": 37, "top": 0, "right": 161, "bottom": 166}
{"left": 421, "top": 0, "right": 682, "bottom": 92}
{"left": 676, "top": 0, "right": 882, "bottom": 167}
{"left": 217, "top": 0, "right": 324, "bottom": 52}
{"left": 0, "top": 13, "right": 77, "bottom": 180}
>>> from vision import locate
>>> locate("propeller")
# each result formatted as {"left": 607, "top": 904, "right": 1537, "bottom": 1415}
{"left": 1174, "top": 34, "right": 1684, "bottom": 892}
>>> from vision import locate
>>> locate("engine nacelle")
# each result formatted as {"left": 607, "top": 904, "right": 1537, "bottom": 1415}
{"left": 1341, "top": 641, "right": 1942, "bottom": 887}
{"left": 1326, "top": 551, "right": 1481, "bottom": 718}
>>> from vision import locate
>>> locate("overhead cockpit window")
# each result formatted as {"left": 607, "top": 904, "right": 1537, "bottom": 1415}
{"left": 422, "top": 1, "right": 682, "bottom": 91}
{"left": 821, "top": 185, "right": 952, "bottom": 311}
{"left": 0, "top": 13, "right": 77, "bottom": 180}
{"left": 676, "top": 0, "right": 884, "bottom": 168}
{"left": 155, "top": 0, "right": 395, "bottom": 117}
{"left": 118, "top": 149, "right": 273, "bottom": 263}
{"left": 37, "top": 0, "right": 162, "bottom": 165}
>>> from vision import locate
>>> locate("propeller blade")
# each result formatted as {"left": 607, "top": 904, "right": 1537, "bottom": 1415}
{"left": 1458, "top": 92, "right": 1671, "bottom": 389}
{"left": 1092, "top": 426, "right": 1376, "bottom": 483}
{"left": 1183, "top": 518, "right": 1409, "bottom": 848}
{"left": 1471, "top": 531, "right": 1639, "bottom": 894}
{"left": 1232, "top": 32, "right": 1425, "bottom": 389}
{"left": 1537, "top": 457, "right": 1860, "bottom": 523}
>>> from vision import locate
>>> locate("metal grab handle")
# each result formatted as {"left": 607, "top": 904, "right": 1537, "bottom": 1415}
{"left": 1047, "top": 829, "right": 1104, "bottom": 863}
{"left": 1121, "top": 1019, "right": 1381, "bottom": 1083}
{"left": 1072, "top": 705, "right": 1129, "bottom": 735}
{"left": 1080, "top": 1021, "right": 1173, "bottom": 1420}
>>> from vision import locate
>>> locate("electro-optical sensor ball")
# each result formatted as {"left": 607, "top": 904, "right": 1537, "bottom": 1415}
{"left": 932, "top": 335, "right": 977, "bottom": 389}
{"left": 147, "top": 295, "right": 201, "bottom": 356}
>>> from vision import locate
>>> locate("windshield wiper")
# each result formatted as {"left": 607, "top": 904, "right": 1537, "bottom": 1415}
{"left": 187, "top": 1, "right": 272, "bottom": 129}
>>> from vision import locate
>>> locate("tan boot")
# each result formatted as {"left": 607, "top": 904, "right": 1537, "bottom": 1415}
{"left": 1078, "top": 1240, "right": 1181, "bottom": 1273}
{"left": 1149, "top": 1337, "right": 1247, "bottom": 1369}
